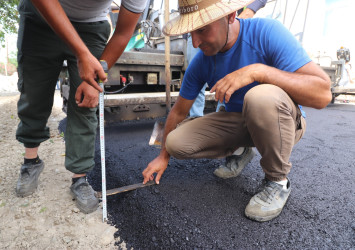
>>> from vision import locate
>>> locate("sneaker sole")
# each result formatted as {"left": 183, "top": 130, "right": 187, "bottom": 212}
{"left": 70, "top": 190, "right": 99, "bottom": 214}
{"left": 245, "top": 209, "right": 283, "bottom": 222}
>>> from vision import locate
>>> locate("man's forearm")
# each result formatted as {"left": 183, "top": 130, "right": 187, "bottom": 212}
{"left": 100, "top": 6, "right": 142, "bottom": 68}
{"left": 252, "top": 63, "right": 332, "bottom": 109}
{"left": 100, "top": 32, "right": 129, "bottom": 69}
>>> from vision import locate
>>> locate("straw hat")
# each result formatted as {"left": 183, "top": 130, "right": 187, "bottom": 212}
{"left": 163, "top": 0, "right": 252, "bottom": 36}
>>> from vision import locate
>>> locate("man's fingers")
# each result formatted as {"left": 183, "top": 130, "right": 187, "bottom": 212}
{"left": 77, "top": 94, "right": 90, "bottom": 107}
{"left": 78, "top": 99, "right": 88, "bottom": 107}
{"left": 215, "top": 91, "right": 223, "bottom": 103}
{"left": 224, "top": 88, "right": 233, "bottom": 103}
{"left": 155, "top": 172, "right": 163, "bottom": 185}
{"left": 212, "top": 78, "right": 227, "bottom": 102}
{"left": 210, "top": 79, "right": 222, "bottom": 93}
{"left": 211, "top": 84, "right": 220, "bottom": 100}
{"left": 97, "top": 67, "right": 108, "bottom": 83}
{"left": 215, "top": 82, "right": 229, "bottom": 103}
{"left": 88, "top": 78, "right": 103, "bottom": 92}
{"left": 75, "top": 87, "right": 83, "bottom": 104}
{"left": 224, "top": 85, "right": 237, "bottom": 103}
{"left": 210, "top": 85, "right": 216, "bottom": 93}
{"left": 142, "top": 176, "right": 149, "bottom": 184}
{"left": 78, "top": 97, "right": 95, "bottom": 108}
{"left": 142, "top": 168, "right": 152, "bottom": 184}
{"left": 143, "top": 174, "right": 154, "bottom": 184}
{"left": 216, "top": 85, "right": 226, "bottom": 102}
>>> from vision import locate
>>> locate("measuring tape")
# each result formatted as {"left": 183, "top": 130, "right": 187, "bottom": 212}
{"left": 99, "top": 60, "right": 108, "bottom": 222}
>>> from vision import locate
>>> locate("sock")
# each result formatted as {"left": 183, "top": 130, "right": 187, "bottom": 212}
{"left": 274, "top": 179, "right": 288, "bottom": 190}
{"left": 72, "top": 176, "right": 85, "bottom": 185}
{"left": 233, "top": 147, "right": 245, "bottom": 156}
{"left": 24, "top": 155, "right": 40, "bottom": 164}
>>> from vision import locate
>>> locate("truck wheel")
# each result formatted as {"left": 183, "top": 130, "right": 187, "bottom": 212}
{"left": 331, "top": 94, "right": 336, "bottom": 104}
{"left": 59, "top": 78, "right": 70, "bottom": 114}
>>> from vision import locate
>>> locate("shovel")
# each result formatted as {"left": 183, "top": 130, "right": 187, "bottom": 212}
{"left": 149, "top": 12, "right": 171, "bottom": 148}
{"left": 149, "top": 118, "right": 165, "bottom": 148}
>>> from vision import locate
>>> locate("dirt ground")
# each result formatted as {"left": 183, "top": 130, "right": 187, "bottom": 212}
{"left": 0, "top": 91, "right": 123, "bottom": 249}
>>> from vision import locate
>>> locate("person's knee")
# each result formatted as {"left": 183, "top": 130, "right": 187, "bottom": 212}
{"left": 166, "top": 131, "right": 196, "bottom": 159}
{"left": 244, "top": 84, "right": 290, "bottom": 116}
{"left": 243, "top": 84, "right": 293, "bottom": 132}
{"left": 166, "top": 132, "right": 184, "bottom": 159}
{"left": 165, "top": 134, "right": 178, "bottom": 158}
{"left": 245, "top": 84, "right": 279, "bottom": 107}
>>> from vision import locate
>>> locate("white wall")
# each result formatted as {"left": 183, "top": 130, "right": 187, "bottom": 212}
{"left": 255, "top": 0, "right": 355, "bottom": 62}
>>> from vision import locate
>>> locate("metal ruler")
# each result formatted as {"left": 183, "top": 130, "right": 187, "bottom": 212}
{"left": 99, "top": 60, "right": 108, "bottom": 222}
{"left": 96, "top": 180, "right": 156, "bottom": 198}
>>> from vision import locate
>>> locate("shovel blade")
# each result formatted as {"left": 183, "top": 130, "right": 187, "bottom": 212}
{"left": 149, "top": 119, "right": 165, "bottom": 147}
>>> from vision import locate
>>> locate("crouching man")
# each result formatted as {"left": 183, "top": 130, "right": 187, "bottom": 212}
{"left": 143, "top": 0, "right": 331, "bottom": 222}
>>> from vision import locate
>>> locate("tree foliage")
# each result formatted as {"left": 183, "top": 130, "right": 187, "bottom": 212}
{"left": 0, "top": 0, "right": 20, "bottom": 45}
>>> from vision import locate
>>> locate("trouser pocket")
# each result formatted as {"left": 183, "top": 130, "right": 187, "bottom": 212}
{"left": 295, "top": 105, "right": 306, "bottom": 143}
{"left": 17, "top": 54, "right": 24, "bottom": 92}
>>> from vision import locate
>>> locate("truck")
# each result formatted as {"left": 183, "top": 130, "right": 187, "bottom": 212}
{"left": 59, "top": 0, "right": 354, "bottom": 121}
{"left": 59, "top": 0, "right": 215, "bottom": 122}
{"left": 319, "top": 47, "right": 354, "bottom": 103}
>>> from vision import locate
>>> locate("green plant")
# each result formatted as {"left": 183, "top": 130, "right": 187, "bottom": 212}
{"left": 39, "top": 207, "right": 47, "bottom": 213}
{"left": 0, "top": 0, "right": 20, "bottom": 45}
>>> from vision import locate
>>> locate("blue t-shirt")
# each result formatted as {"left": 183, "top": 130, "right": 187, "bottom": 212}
{"left": 180, "top": 18, "right": 311, "bottom": 112}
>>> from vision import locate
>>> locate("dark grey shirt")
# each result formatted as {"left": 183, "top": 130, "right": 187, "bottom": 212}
{"left": 238, "top": 0, "right": 267, "bottom": 15}
{"left": 59, "top": 0, "right": 148, "bottom": 22}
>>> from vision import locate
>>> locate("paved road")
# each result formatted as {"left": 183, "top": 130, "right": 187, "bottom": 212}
{"left": 88, "top": 103, "right": 355, "bottom": 249}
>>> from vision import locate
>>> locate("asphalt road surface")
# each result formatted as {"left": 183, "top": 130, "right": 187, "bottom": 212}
{"left": 87, "top": 103, "right": 355, "bottom": 249}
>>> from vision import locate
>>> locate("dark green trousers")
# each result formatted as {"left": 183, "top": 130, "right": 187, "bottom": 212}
{"left": 16, "top": 10, "right": 111, "bottom": 174}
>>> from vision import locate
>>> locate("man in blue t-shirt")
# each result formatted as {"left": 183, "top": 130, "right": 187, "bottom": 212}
{"left": 188, "top": 0, "right": 267, "bottom": 118}
{"left": 143, "top": 0, "right": 332, "bottom": 222}
{"left": 187, "top": 0, "right": 267, "bottom": 180}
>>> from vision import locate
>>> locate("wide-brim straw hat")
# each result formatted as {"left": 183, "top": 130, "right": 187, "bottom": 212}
{"left": 163, "top": 0, "right": 253, "bottom": 36}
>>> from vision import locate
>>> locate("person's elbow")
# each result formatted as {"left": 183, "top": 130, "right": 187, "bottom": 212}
{"left": 316, "top": 92, "right": 332, "bottom": 109}
{"left": 315, "top": 77, "right": 332, "bottom": 109}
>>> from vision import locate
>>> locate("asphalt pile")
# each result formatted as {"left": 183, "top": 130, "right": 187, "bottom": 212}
{"left": 88, "top": 106, "right": 355, "bottom": 249}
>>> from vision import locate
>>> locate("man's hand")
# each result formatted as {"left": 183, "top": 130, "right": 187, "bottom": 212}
{"left": 142, "top": 155, "right": 169, "bottom": 185}
{"left": 77, "top": 52, "right": 106, "bottom": 92}
{"left": 75, "top": 82, "right": 100, "bottom": 108}
{"left": 238, "top": 8, "right": 256, "bottom": 19}
{"left": 210, "top": 65, "right": 257, "bottom": 103}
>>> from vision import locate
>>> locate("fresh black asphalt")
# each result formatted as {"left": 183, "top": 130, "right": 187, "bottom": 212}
{"left": 85, "top": 103, "right": 355, "bottom": 249}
